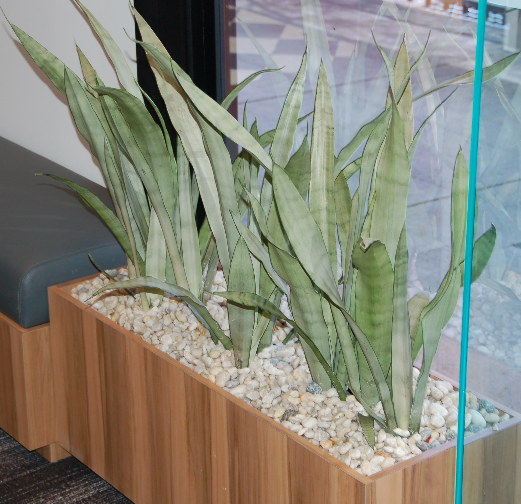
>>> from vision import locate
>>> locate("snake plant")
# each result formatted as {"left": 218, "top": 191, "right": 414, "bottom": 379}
{"left": 10, "top": 2, "right": 514, "bottom": 437}
{"left": 217, "top": 37, "right": 508, "bottom": 436}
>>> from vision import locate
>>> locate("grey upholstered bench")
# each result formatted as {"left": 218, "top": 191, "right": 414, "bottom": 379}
{"left": 0, "top": 136, "right": 124, "bottom": 456}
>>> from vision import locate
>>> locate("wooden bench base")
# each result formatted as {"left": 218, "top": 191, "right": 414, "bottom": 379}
{"left": 0, "top": 312, "right": 56, "bottom": 451}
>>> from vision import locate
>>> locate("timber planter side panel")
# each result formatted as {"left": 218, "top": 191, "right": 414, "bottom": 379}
{"left": 48, "top": 280, "right": 521, "bottom": 504}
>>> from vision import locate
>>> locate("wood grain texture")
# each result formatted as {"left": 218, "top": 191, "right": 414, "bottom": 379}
{"left": 0, "top": 312, "right": 55, "bottom": 450}
{"left": 48, "top": 281, "right": 521, "bottom": 504}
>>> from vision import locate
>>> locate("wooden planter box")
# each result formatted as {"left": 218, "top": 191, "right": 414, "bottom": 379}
{"left": 48, "top": 279, "right": 521, "bottom": 504}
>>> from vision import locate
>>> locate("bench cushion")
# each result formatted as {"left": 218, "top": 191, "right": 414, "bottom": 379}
{"left": 0, "top": 137, "right": 125, "bottom": 328}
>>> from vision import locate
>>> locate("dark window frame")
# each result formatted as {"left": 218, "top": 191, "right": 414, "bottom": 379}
{"left": 134, "top": 0, "right": 234, "bottom": 106}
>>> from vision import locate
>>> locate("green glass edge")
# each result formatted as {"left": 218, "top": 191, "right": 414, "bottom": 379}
{"left": 455, "top": 1, "right": 488, "bottom": 502}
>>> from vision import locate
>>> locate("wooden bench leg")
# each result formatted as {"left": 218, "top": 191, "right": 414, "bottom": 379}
{"left": 0, "top": 313, "right": 55, "bottom": 450}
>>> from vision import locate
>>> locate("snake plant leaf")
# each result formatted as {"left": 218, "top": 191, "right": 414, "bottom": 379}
{"left": 196, "top": 114, "right": 241, "bottom": 271}
{"left": 249, "top": 286, "right": 280, "bottom": 358}
{"left": 330, "top": 306, "right": 360, "bottom": 394}
{"left": 285, "top": 134, "right": 311, "bottom": 199}
{"left": 270, "top": 52, "right": 308, "bottom": 168}
{"left": 231, "top": 213, "right": 288, "bottom": 296}
{"left": 301, "top": 0, "right": 334, "bottom": 87}
{"left": 372, "top": 32, "right": 396, "bottom": 95}
{"left": 391, "top": 227, "right": 412, "bottom": 430}
{"left": 92, "top": 86, "right": 189, "bottom": 289}
{"left": 94, "top": 86, "right": 174, "bottom": 205}
{"left": 410, "top": 151, "right": 469, "bottom": 430}
{"left": 39, "top": 173, "right": 142, "bottom": 269}
{"left": 259, "top": 112, "right": 313, "bottom": 150}
{"left": 409, "top": 90, "right": 456, "bottom": 160}
{"left": 177, "top": 141, "right": 202, "bottom": 297}
{"left": 334, "top": 303, "right": 397, "bottom": 430}
{"left": 413, "top": 51, "right": 520, "bottom": 102}
{"left": 63, "top": 69, "right": 112, "bottom": 176}
{"left": 321, "top": 297, "right": 338, "bottom": 373}
{"left": 143, "top": 84, "right": 176, "bottom": 146}
{"left": 134, "top": 13, "right": 272, "bottom": 172}
{"left": 133, "top": 12, "right": 231, "bottom": 277}
{"left": 358, "top": 414, "right": 376, "bottom": 449}
{"left": 97, "top": 277, "right": 233, "bottom": 350}
{"left": 451, "top": 150, "right": 469, "bottom": 264}
{"left": 228, "top": 239, "right": 256, "bottom": 367}
{"left": 216, "top": 290, "right": 346, "bottom": 399}
{"left": 146, "top": 211, "right": 167, "bottom": 286}
{"left": 470, "top": 225, "right": 496, "bottom": 283}
{"left": 334, "top": 172, "right": 352, "bottom": 271}
{"left": 409, "top": 292, "right": 430, "bottom": 360}
{"left": 73, "top": 0, "right": 142, "bottom": 99}
{"left": 103, "top": 141, "right": 145, "bottom": 276}
{"left": 221, "top": 68, "right": 281, "bottom": 111}
{"left": 410, "top": 269, "right": 461, "bottom": 431}
{"left": 352, "top": 238, "right": 394, "bottom": 405}
{"left": 268, "top": 243, "right": 333, "bottom": 388}
{"left": 120, "top": 157, "right": 150, "bottom": 256}
{"left": 394, "top": 34, "right": 430, "bottom": 106}
{"left": 363, "top": 101, "right": 410, "bottom": 266}
{"left": 9, "top": 23, "right": 67, "bottom": 93}
{"left": 334, "top": 110, "right": 387, "bottom": 179}
{"left": 343, "top": 108, "right": 391, "bottom": 303}
{"left": 310, "top": 62, "right": 337, "bottom": 272}
{"left": 393, "top": 37, "right": 413, "bottom": 146}
{"left": 272, "top": 164, "right": 341, "bottom": 305}
{"left": 256, "top": 285, "right": 282, "bottom": 353}
{"left": 76, "top": 46, "right": 99, "bottom": 90}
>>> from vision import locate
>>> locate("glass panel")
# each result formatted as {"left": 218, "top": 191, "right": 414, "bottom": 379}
{"left": 460, "top": 0, "right": 521, "bottom": 502}
{"left": 223, "top": 0, "right": 520, "bottom": 497}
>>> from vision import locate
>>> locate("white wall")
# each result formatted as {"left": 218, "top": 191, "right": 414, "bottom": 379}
{"left": 0, "top": 0, "right": 136, "bottom": 184}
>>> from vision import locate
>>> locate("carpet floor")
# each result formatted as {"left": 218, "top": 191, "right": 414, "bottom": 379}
{"left": 0, "top": 430, "right": 133, "bottom": 503}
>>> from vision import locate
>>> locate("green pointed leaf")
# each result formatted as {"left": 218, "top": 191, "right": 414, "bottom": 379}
{"left": 358, "top": 414, "right": 375, "bottom": 448}
{"left": 272, "top": 164, "right": 340, "bottom": 304}
{"left": 146, "top": 210, "right": 167, "bottom": 284}
{"left": 352, "top": 239, "right": 394, "bottom": 405}
{"left": 268, "top": 243, "right": 333, "bottom": 388}
{"left": 310, "top": 62, "right": 336, "bottom": 271}
{"left": 343, "top": 108, "right": 391, "bottom": 302}
{"left": 409, "top": 292, "right": 430, "bottom": 361}
{"left": 393, "top": 36, "right": 413, "bottom": 146}
{"left": 334, "top": 172, "right": 352, "bottom": 271}
{"left": 10, "top": 23, "right": 67, "bottom": 93}
{"left": 270, "top": 52, "right": 307, "bottom": 168}
{"left": 363, "top": 102, "right": 410, "bottom": 265}
{"left": 470, "top": 225, "right": 496, "bottom": 283}
{"left": 76, "top": 45, "right": 99, "bottom": 90}
{"left": 133, "top": 12, "right": 272, "bottom": 172}
{"left": 96, "top": 277, "right": 233, "bottom": 350}
{"left": 391, "top": 227, "right": 412, "bottom": 430}
{"left": 177, "top": 139, "right": 202, "bottom": 296}
{"left": 221, "top": 68, "right": 281, "bottom": 110}
{"left": 38, "top": 173, "right": 141, "bottom": 268}
{"left": 285, "top": 134, "right": 311, "bottom": 199}
{"left": 216, "top": 290, "right": 346, "bottom": 399}
{"left": 231, "top": 213, "right": 288, "bottom": 296}
{"left": 228, "top": 239, "right": 256, "bottom": 367}
{"left": 414, "top": 52, "right": 520, "bottom": 102}
{"left": 74, "top": 0, "right": 142, "bottom": 99}
{"left": 334, "top": 110, "right": 387, "bottom": 179}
